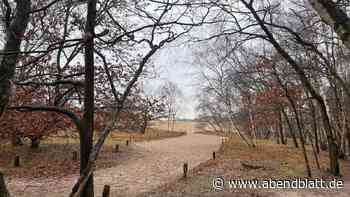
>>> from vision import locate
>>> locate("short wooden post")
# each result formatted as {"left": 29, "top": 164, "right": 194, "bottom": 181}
{"left": 102, "top": 185, "right": 110, "bottom": 197}
{"left": 213, "top": 151, "right": 216, "bottom": 160}
{"left": 72, "top": 151, "right": 78, "bottom": 161}
{"left": 114, "top": 144, "right": 119, "bottom": 153}
{"left": 14, "top": 156, "right": 20, "bottom": 167}
{"left": 126, "top": 140, "right": 129, "bottom": 146}
{"left": 183, "top": 162, "right": 188, "bottom": 178}
{"left": 0, "top": 171, "right": 10, "bottom": 197}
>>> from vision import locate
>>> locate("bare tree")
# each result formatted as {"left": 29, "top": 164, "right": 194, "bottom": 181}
{"left": 160, "top": 81, "right": 182, "bottom": 132}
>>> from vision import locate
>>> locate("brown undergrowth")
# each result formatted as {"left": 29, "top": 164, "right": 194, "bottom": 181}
{"left": 140, "top": 134, "right": 349, "bottom": 197}
{"left": 0, "top": 128, "right": 185, "bottom": 179}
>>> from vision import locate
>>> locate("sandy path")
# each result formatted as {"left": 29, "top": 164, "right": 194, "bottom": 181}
{"left": 6, "top": 129, "right": 221, "bottom": 197}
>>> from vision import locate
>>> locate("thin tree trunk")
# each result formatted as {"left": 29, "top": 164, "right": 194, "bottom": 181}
{"left": 167, "top": 112, "right": 171, "bottom": 132}
{"left": 172, "top": 113, "right": 175, "bottom": 132}
{"left": 309, "top": 100, "right": 320, "bottom": 153}
{"left": 282, "top": 108, "right": 298, "bottom": 148}
{"left": 248, "top": 105, "right": 257, "bottom": 146}
{"left": 278, "top": 109, "right": 286, "bottom": 145}
{"left": 241, "top": 0, "right": 340, "bottom": 175}
{"left": 275, "top": 124, "right": 280, "bottom": 144}
{"left": 308, "top": 130, "right": 321, "bottom": 170}
{"left": 347, "top": 131, "right": 350, "bottom": 156}
{"left": 270, "top": 56, "right": 311, "bottom": 177}
{"left": 141, "top": 116, "right": 148, "bottom": 134}
{"left": 291, "top": 101, "right": 312, "bottom": 177}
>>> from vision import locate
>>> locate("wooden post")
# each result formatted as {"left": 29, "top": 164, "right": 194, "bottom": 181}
{"left": 213, "top": 152, "right": 216, "bottom": 160}
{"left": 102, "top": 185, "right": 110, "bottom": 197}
{"left": 114, "top": 144, "right": 119, "bottom": 153}
{"left": 14, "top": 156, "right": 20, "bottom": 167}
{"left": 72, "top": 151, "right": 78, "bottom": 161}
{"left": 0, "top": 171, "right": 10, "bottom": 197}
{"left": 183, "top": 162, "right": 188, "bottom": 178}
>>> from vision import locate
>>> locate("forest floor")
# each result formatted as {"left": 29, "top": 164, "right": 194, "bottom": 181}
{"left": 0, "top": 125, "right": 186, "bottom": 179}
{"left": 140, "top": 134, "right": 350, "bottom": 197}
{"left": 3, "top": 121, "right": 350, "bottom": 197}
{"left": 4, "top": 121, "right": 221, "bottom": 197}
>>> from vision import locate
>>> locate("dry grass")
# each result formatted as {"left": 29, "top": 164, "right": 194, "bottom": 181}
{"left": 140, "top": 134, "right": 350, "bottom": 197}
{"left": 0, "top": 121, "right": 186, "bottom": 178}
{"left": 194, "top": 130, "right": 229, "bottom": 137}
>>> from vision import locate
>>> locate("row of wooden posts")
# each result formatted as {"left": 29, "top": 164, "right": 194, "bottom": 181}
{"left": 12, "top": 137, "right": 220, "bottom": 197}
{"left": 14, "top": 136, "right": 226, "bottom": 167}
{"left": 101, "top": 151, "right": 217, "bottom": 196}
{"left": 12, "top": 139, "right": 132, "bottom": 167}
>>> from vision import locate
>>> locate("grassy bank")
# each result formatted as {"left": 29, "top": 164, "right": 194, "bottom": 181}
{"left": 140, "top": 134, "right": 349, "bottom": 197}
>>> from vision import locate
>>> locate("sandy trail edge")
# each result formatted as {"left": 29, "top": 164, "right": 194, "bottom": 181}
{"left": 7, "top": 129, "right": 222, "bottom": 197}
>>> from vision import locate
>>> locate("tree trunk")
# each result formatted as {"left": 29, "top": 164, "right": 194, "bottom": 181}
{"left": 141, "top": 118, "right": 148, "bottom": 134}
{"left": 172, "top": 113, "right": 175, "bottom": 132}
{"left": 308, "top": 0, "right": 350, "bottom": 50}
{"left": 0, "top": 2, "right": 31, "bottom": 197}
{"left": 309, "top": 100, "right": 320, "bottom": 153}
{"left": 241, "top": 1, "right": 340, "bottom": 176}
{"left": 79, "top": 1, "right": 97, "bottom": 197}
{"left": 270, "top": 52, "right": 311, "bottom": 177}
{"left": 0, "top": 0, "right": 31, "bottom": 117}
{"left": 275, "top": 124, "right": 280, "bottom": 144}
{"left": 347, "top": 131, "right": 350, "bottom": 156}
{"left": 278, "top": 109, "right": 286, "bottom": 145}
{"left": 291, "top": 102, "right": 312, "bottom": 177}
{"left": 308, "top": 131, "right": 321, "bottom": 170}
{"left": 167, "top": 112, "right": 171, "bottom": 132}
{"left": 282, "top": 108, "right": 298, "bottom": 148}
{"left": 248, "top": 102, "right": 257, "bottom": 146}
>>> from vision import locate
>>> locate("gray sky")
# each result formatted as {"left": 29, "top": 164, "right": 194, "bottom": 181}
{"left": 145, "top": 43, "right": 199, "bottom": 119}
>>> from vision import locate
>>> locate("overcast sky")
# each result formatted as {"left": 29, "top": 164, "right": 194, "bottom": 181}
{"left": 144, "top": 42, "right": 200, "bottom": 120}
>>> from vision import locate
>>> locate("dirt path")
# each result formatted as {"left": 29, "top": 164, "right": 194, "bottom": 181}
{"left": 6, "top": 129, "right": 222, "bottom": 197}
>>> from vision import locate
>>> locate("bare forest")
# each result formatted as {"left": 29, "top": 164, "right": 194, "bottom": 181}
{"left": 0, "top": 0, "right": 350, "bottom": 197}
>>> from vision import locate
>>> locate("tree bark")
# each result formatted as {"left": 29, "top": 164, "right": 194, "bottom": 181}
{"left": 282, "top": 108, "right": 298, "bottom": 148}
{"left": 0, "top": 2, "right": 31, "bottom": 197}
{"left": 0, "top": 0, "right": 31, "bottom": 117}
{"left": 271, "top": 53, "right": 311, "bottom": 177}
{"left": 308, "top": 0, "right": 350, "bottom": 50}
{"left": 278, "top": 109, "right": 286, "bottom": 145}
{"left": 290, "top": 97, "right": 312, "bottom": 177}
{"left": 79, "top": 1, "right": 97, "bottom": 197}
{"left": 309, "top": 99, "right": 320, "bottom": 154}
{"left": 69, "top": 39, "right": 162, "bottom": 197}
{"left": 141, "top": 115, "right": 148, "bottom": 134}
{"left": 347, "top": 131, "right": 350, "bottom": 156}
